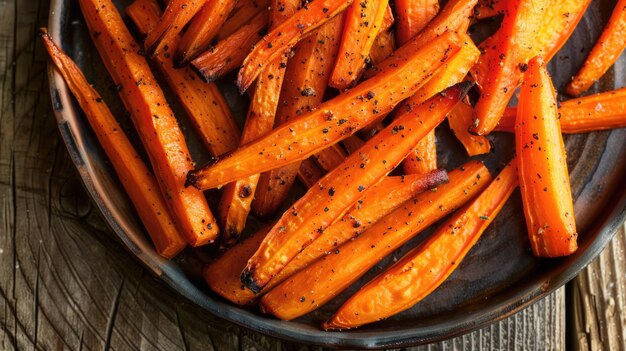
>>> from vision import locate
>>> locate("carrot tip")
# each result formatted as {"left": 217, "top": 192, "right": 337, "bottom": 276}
{"left": 240, "top": 268, "right": 262, "bottom": 294}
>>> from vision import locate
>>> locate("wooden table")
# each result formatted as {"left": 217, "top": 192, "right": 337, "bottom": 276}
{"left": 0, "top": 0, "right": 624, "bottom": 349}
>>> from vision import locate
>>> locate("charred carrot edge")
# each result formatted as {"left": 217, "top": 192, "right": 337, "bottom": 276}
{"left": 329, "top": 0, "right": 390, "bottom": 90}
{"left": 237, "top": 0, "right": 353, "bottom": 92}
{"left": 517, "top": 57, "right": 578, "bottom": 257}
{"left": 313, "top": 145, "right": 348, "bottom": 172}
{"left": 41, "top": 29, "right": 186, "bottom": 258}
{"left": 259, "top": 160, "right": 491, "bottom": 320}
{"left": 473, "top": 0, "right": 505, "bottom": 20}
{"left": 566, "top": 0, "right": 626, "bottom": 96}
{"left": 495, "top": 87, "right": 626, "bottom": 134}
{"left": 216, "top": 0, "right": 270, "bottom": 40}
{"left": 297, "top": 158, "right": 325, "bottom": 188}
{"left": 186, "top": 31, "right": 464, "bottom": 191}
{"left": 252, "top": 16, "right": 344, "bottom": 218}
{"left": 127, "top": 0, "right": 240, "bottom": 157}
{"left": 448, "top": 101, "right": 491, "bottom": 156}
{"left": 174, "top": 0, "right": 238, "bottom": 66}
{"left": 395, "top": 0, "right": 440, "bottom": 45}
{"left": 241, "top": 83, "right": 470, "bottom": 292}
{"left": 218, "top": 0, "right": 300, "bottom": 246}
{"left": 191, "top": 11, "right": 269, "bottom": 83}
{"left": 79, "top": 0, "right": 219, "bottom": 246}
{"left": 324, "top": 159, "right": 518, "bottom": 330}
{"left": 342, "top": 135, "right": 365, "bottom": 154}
{"left": 144, "top": 0, "right": 207, "bottom": 57}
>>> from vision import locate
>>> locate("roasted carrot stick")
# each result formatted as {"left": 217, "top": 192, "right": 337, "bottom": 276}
{"left": 329, "top": 0, "right": 390, "bottom": 90}
{"left": 495, "top": 87, "right": 626, "bottom": 134}
{"left": 218, "top": 0, "right": 300, "bottom": 245}
{"left": 566, "top": 0, "right": 626, "bottom": 96}
{"left": 297, "top": 158, "right": 325, "bottom": 188}
{"left": 516, "top": 57, "right": 577, "bottom": 257}
{"left": 205, "top": 171, "right": 447, "bottom": 305}
{"left": 324, "top": 159, "right": 518, "bottom": 330}
{"left": 395, "top": 0, "right": 440, "bottom": 44}
{"left": 369, "top": 29, "right": 397, "bottom": 66}
{"left": 313, "top": 145, "right": 348, "bottom": 172}
{"left": 144, "top": 0, "right": 206, "bottom": 57}
{"left": 448, "top": 101, "right": 491, "bottom": 156}
{"left": 216, "top": 0, "right": 270, "bottom": 40}
{"left": 474, "top": 0, "right": 505, "bottom": 20}
{"left": 41, "top": 29, "right": 186, "bottom": 258}
{"left": 187, "top": 32, "right": 464, "bottom": 190}
{"left": 79, "top": 0, "right": 219, "bottom": 246}
{"left": 126, "top": 0, "right": 240, "bottom": 157}
{"left": 252, "top": 16, "right": 344, "bottom": 218}
{"left": 191, "top": 10, "right": 269, "bottom": 83}
{"left": 175, "top": 0, "right": 238, "bottom": 66}
{"left": 241, "top": 83, "right": 470, "bottom": 292}
{"left": 259, "top": 160, "right": 491, "bottom": 320}
{"left": 237, "top": 0, "right": 354, "bottom": 92}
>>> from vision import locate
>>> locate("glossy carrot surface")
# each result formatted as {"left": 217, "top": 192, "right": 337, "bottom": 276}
{"left": 395, "top": 0, "right": 439, "bottom": 44}
{"left": 216, "top": 0, "right": 270, "bottom": 39}
{"left": 448, "top": 101, "right": 491, "bottom": 156}
{"left": 144, "top": 0, "right": 207, "bottom": 57}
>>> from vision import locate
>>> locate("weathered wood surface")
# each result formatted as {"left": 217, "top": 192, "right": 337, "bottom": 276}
{"left": 0, "top": 0, "right": 621, "bottom": 350}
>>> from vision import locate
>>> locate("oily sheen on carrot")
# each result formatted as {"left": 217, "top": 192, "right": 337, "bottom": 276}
{"left": 495, "top": 87, "right": 626, "bottom": 133}
{"left": 78, "top": 0, "right": 219, "bottom": 246}
{"left": 329, "top": 0, "right": 390, "bottom": 89}
{"left": 144, "top": 0, "right": 206, "bottom": 57}
{"left": 395, "top": 0, "right": 440, "bottom": 44}
{"left": 516, "top": 57, "right": 578, "bottom": 257}
{"left": 186, "top": 31, "right": 463, "bottom": 191}
{"left": 41, "top": 30, "right": 186, "bottom": 259}
{"left": 126, "top": 0, "right": 240, "bottom": 157}
{"left": 216, "top": 0, "right": 270, "bottom": 40}
{"left": 259, "top": 161, "right": 491, "bottom": 320}
{"left": 324, "top": 159, "right": 518, "bottom": 330}
{"left": 448, "top": 101, "right": 492, "bottom": 156}
{"left": 369, "top": 29, "right": 397, "bottom": 66}
{"left": 241, "top": 83, "right": 470, "bottom": 292}
{"left": 566, "top": 0, "right": 626, "bottom": 96}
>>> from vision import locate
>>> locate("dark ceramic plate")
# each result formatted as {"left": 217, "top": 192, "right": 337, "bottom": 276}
{"left": 47, "top": 0, "right": 626, "bottom": 348}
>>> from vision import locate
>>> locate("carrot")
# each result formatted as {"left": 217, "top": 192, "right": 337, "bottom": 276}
{"left": 41, "top": 29, "right": 186, "bottom": 258}
{"left": 566, "top": 0, "right": 626, "bottom": 96}
{"left": 471, "top": 0, "right": 591, "bottom": 135}
{"left": 144, "top": 0, "right": 206, "bottom": 57}
{"left": 205, "top": 171, "right": 447, "bottom": 305}
{"left": 313, "top": 145, "right": 348, "bottom": 172}
{"left": 495, "top": 87, "right": 626, "bottom": 134}
{"left": 237, "top": 0, "right": 354, "bottom": 92}
{"left": 126, "top": 0, "right": 240, "bottom": 157}
{"left": 259, "top": 160, "right": 491, "bottom": 320}
{"left": 175, "top": 0, "right": 238, "bottom": 66}
{"left": 78, "top": 0, "right": 219, "bottom": 246}
{"left": 329, "top": 0, "right": 390, "bottom": 90}
{"left": 342, "top": 135, "right": 365, "bottom": 154}
{"left": 369, "top": 29, "right": 397, "bottom": 66}
{"left": 186, "top": 31, "right": 464, "bottom": 190}
{"left": 218, "top": 0, "right": 300, "bottom": 246}
{"left": 395, "top": 0, "right": 440, "bottom": 45}
{"left": 516, "top": 57, "right": 577, "bottom": 257}
{"left": 241, "top": 83, "right": 470, "bottom": 292}
{"left": 216, "top": 0, "right": 270, "bottom": 40}
{"left": 474, "top": 0, "right": 505, "bottom": 20}
{"left": 297, "top": 158, "right": 325, "bottom": 188}
{"left": 448, "top": 101, "right": 491, "bottom": 156}
{"left": 324, "top": 159, "right": 518, "bottom": 329}
{"left": 191, "top": 10, "right": 269, "bottom": 83}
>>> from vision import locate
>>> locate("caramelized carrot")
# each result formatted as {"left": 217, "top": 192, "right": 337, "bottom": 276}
{"left": 41, "top": 29, "right": 186, "bottom": 258}
{"left": 329, "top": 0, "right": 390, "bottom": 89}
{"left": 297, "top": 158, "right": 325, "bottom": 188}
{"left": 259, "top": 161, "right": 491, "bottom": 320}
{"left": 191, "top": 10, "right": 269, "bottom": 83}
{"left": 216, "top": 0, "right": 270, "bottom": 40}
{"left": 144, "top": 0, "right": 206, "bottom": 57}
{"left": 126, "top": 0, "right": 240, "bottom": 157}
{"left": 186, "top": 32, "right": 464, "bottom": 190}
{"left": 516, "top": 57, "right": 577, "bottom": 257}
{"left": 395, "top": 0, "right": 440, "bottom": 44}
{"left": 324, "top": 159, "right": 518, "bottom": 329}
{"left": 241, "top": 83, "right": 470, "bottom": 292}
{"left": 237, "top": 0, "right": 354, "bottom": 92}
{"left": 369, "top": 29, "right": 397, "bottom": 66}
{"left": 342, "top": 135, "right": 366, "bottom": 154}
{"left": 495, "top": 87, "right": 626, "bottom": 133}
{"left": 175, "top": 0, "right": 238, "bottom": 66}
{"left": 313, "top": 145, "right": 348, "bottom": 172}
{"left": 474, "top": 0, "right": 505, "bottom": 20}
{"left": 448, "top": 101, "right": 491, "bottom": 156}
{"left": 566, "top": 0, "right": 626, "bottom": 96}
{"left": 78, "top": 0, "right": 219, "bottom": 246}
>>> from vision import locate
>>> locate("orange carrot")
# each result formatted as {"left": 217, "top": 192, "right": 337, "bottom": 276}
{"left": 175, "top": 0, "right": 238, "bottom": 66}
{"left": 395, "top": 0, "right": 440, "bottom": 44}
{"left": 41, "top": 29, "right": 186, "bottom": 258}
{"left": 259, "top": 160, "right": 491, "bottom": 320}
{"left": 186, "top": 31, "right": 464, "bottom": 190}
{"left": 329, "top": 0, "right": 390, "bottom": 89}
{"left": 474, "top": 0, "right": 505, "bottom": 20}
{"left": 566, "top": 0, "right": 626, "bottom": 96}
{"left": 126, "top": 0, "right": 240, "bottom": 157}
{"left": 241, "top": 83, "right": 470, "bottom": 292}
{"left": 448, "top": 101, "right": 492, "bottom": 156}
{"left": 516, "top": 57, "right": 577, "bottom": 257}
{"left": 79, "top": 0, "right": 219, "bottom": 246}
{"left": 324, "top": 159, "right": 518, "bottom": 329}
{"left": 369, "top": 29, "right": 397, "bottom": 66}
{"left": 144, "top": 0, "right": 207, "bottom": 57}
{"left": 191, "top": 10, "right": 269, "bottom": 83}
{"left": 216, "top": 0, "right": 270, "bottom": 40}
{"left": 313, "top": 145, "right": 348, "bottom": 172}
{"left": 495, "top": 87, "right": 626, "bottom": 134}
{"left": 342, "top": 135, "right": 366, "bottom": 154}
{"left": 297, "top": 158, "right": 325, "bottom": 188}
